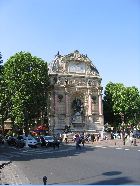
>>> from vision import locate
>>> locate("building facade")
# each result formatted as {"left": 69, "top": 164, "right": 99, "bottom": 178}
{"left": 48, "top": 50, "right": 104, "bottom": 134}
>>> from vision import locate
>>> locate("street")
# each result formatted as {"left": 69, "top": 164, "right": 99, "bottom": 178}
{"left": 1, "top": 143, "right": 140, "bottom": 185}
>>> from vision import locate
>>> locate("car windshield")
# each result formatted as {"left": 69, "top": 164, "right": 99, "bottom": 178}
{"left": 44, "top": 136, "right": 54, "bottom": 140}
{"left": 28, "top": 137, "right": 34, "bottom": 140}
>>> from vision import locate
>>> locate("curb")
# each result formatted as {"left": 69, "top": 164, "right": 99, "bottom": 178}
{"left": 0, "top": 159, "right": 11, "bottom": 169}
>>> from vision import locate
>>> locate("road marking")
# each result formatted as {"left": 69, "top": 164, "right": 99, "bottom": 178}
{"left": 124, "top": 149, "right": 130, "bottom": 151}
{"left": 95, "top": 145, "right": 102, "bottom": 147}
{"left": 116, "top": 148, "right": 122, "bottom": 149}
{"left": 101, "top": 146, "right": 107, "bottom": 148}
{"left": 138, "top": 150, "right": 140, "bottom": 152}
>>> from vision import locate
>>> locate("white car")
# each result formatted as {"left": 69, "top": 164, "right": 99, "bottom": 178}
{"left": 43, "top": 136, "right": 54, "bottom": 147}
{"left": 19, "top": 135, "right": 38, "bottom": 147}
{"left": 113, "top": 133, "right": 121, "bottom": 139}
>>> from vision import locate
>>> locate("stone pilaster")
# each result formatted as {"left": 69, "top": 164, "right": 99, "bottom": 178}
{"left": 65, "top": 91, "right": 70, "bottom": 126}
{"left": 54, "top": 92, "right": 58, "bottom": 114}
{"left": 65, "top": 93, "right": 69, "bottom": 115}
{"left": 98, "top": 93, "right": 103, "bottom": 115}
{"left": 53, "top": 92, "right": 58, "bottom": 130}
{"left": 88, "top": 90, "right": 92, "bottom": 115}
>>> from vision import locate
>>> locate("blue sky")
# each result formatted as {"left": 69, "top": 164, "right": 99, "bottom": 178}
{"left": 0, "top": 0, "right": 140, "bottom": 91}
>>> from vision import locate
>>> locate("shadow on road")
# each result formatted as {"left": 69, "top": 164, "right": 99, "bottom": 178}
{"left": 51, "top": 170, "right": 134, "bottom": 185}
{"left": 88, "top": 176, "right": 134, "bottom": 185}
{"left": 0, "top": 143, "right": 95, "bottom": 162}
{"left": 102, "top": 171, "right": 122, "bottom": 176}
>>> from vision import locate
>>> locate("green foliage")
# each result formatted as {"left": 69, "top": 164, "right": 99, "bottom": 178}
{"left": 0, "top": 52, "right": 3, "bottom": 65}
{"left": 4, "top": 51, "right": 49, "bottom": 131}
{"left": 103, "top": 82, "right": 140, "bottom": 128}
{"left": 0, "top": 52, "right": 10, "bottom": 134}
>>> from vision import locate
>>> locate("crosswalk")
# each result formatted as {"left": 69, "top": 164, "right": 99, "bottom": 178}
{"left": 94, "top": 145, "right": 140, "bottom": 152}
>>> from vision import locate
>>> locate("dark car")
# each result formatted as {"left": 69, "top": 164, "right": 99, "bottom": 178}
{"left": 0, "top": 134, "right": 4, "bottom": 144}
{"left": 7, "top": 136, "right": 25, "bottom": 148}
{"left": 133, "top": 130, "right": 140, "bottom": 138}
{"left": 42, "top": 136, "right": 55, "bottom": 147}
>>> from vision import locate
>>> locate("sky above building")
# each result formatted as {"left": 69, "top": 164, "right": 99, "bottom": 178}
{"left": 0, "top": 0, "right": 140, "bottom": 91}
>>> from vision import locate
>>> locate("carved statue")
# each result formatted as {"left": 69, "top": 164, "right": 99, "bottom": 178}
{"left": 72, "top": 98, "right": 84, "bottom": 114}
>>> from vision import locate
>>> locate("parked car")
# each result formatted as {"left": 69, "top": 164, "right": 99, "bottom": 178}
{"left": 0, "top": 134, "right": 5, "bottom": 144}
{"left": 113, "top": 133, "right": 121, "bottom": 139}
{"left": 18, "top": 135, "right": 38, "bottom": 148}
{"left": 7, "top": 136, "right": 25, "bottom": 148}
{"left": 43, "top": 135, "right": 55, "bottom": 147}
{"left": 133, "top": 130, "right": 140, "bottom": 138}
{"left": 35, "top": 136, "right": 42, "bottom": 144}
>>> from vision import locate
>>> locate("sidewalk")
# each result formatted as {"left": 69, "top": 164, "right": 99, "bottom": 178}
{"left": 0, "top": 161, "right": 31, "bottom": 185}
{"left": 90, "top": 138, "right": 140, "bottom": 148}
{"left": 0, "top": 143, "right": 31, "bottom": 185}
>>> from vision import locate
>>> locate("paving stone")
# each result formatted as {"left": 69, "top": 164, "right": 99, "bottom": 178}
{"left": 0, "top": 162, "right": 31, "bottom": 185}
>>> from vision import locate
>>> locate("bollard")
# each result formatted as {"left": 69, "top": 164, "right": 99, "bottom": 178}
{"left": 134, "top": 138, "right": 137, "bottom": 146}
{"left": 122, "top": 138, "right": 125, "bottom": 145}
{"left": 43, "top": 176, "right": 47, "bottom": 185}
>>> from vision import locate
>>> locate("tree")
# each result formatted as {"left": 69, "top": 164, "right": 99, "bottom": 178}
{"left": 0, "top": 52, "right": 4, "bottom": 133}
{"left": 0, "top": 52, "right": 3, "bottom": 66}
{"left": 103, "top": 82, "right": 140, "bottom": 129}
{"left": 103, "top": 82, "right": 122, "bottom": 128}
{"left": 0, "top": 52, "right": 10, "bottom": 135}
{"left": 4, "top": 52, "right": 49, "bottom": 135}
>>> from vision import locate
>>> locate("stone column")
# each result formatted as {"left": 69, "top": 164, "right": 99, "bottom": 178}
{"left": 54, "top": 92, "right": 58, "bottom": 114}
{"left": 53, "top": 91, "right": 58, "bottom": 133}
{"left": 88, "top": 90, "right": 92, "bottom": 115}
{"left": 65, "top": 92, "right": 69, "bottom": 126}
{"left": 98, "top": 93, "right": 103, "bottom": 115}
{"left": 65, "top": 93, "right": 69, "bottom": 115}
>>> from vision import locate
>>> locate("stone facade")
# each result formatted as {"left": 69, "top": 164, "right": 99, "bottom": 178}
{"left": 48, "top": 50, "right": 104, "bottom": 134}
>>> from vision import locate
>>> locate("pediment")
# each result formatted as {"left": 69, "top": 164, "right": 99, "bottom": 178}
{"left": 49, "top": 50, "right": 99, "bottom": 76}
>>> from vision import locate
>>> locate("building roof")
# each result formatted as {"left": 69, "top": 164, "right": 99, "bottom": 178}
{"left": 48, "top": 50, "right": 99, "bottom": 76}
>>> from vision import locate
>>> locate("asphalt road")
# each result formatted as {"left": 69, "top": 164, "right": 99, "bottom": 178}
{"left": 4, "top": 144, "right": 140, "bottom": 185}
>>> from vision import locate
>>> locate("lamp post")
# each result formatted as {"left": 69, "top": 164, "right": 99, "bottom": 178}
{"left": 24, "top": 107, "right": 29, "bottom": 147}
{"left": 121, "top": 113, "right": 125, "bottom": 145}
{"left": 0, "top": 114, "right": 2, "bottom": 133}
{"left": 0, "top": 103, "right": 4, "bottom": 136}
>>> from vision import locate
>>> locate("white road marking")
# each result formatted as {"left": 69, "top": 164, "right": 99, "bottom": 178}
{"left": 95, "top": 145, "right": 102, "bottom": 147}
{"left": 124, "top": 149, "right": 130, "bottom": 151}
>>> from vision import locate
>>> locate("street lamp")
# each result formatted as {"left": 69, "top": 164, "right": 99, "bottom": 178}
{"left": 120, "top": 113, "right": 125, "bottom": 145}
{"left": 24, "top": 107, "right": 29, "bottom": 147}
{"left": 0, "top": 103, "right": 4, "bottom": 136}
{"left": 0, "top": 114, "right": 2, "bottom": 133}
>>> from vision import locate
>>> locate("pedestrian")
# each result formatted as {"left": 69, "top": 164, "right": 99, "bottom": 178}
{"left": 40, "top": 136, "right": 46, "bottom": 147}
{"left": 92, "top": 134, "right": 95, "bottom": 142}
{"left": 129, "top": 132, "right": 133, "bottom": 145}
{"left": 75, "top": 134, "right": 81, "bottom": 149}
{"left": 80, "top": 134, "right": 85, "bottom": 146}
{"left": 97, "top": 134, "right": 100, "bottom": 141}
{"left": 81, "top": 138, "right": 85, "bottom": 146}
{"left": 73, "top": 134, "right": 76, "bottom": 142}
{"left": 53, "top": 137, "right": 60, "bottom": 150}
{"left": 65, "top": 135, "right": 68, "bottom": 144}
